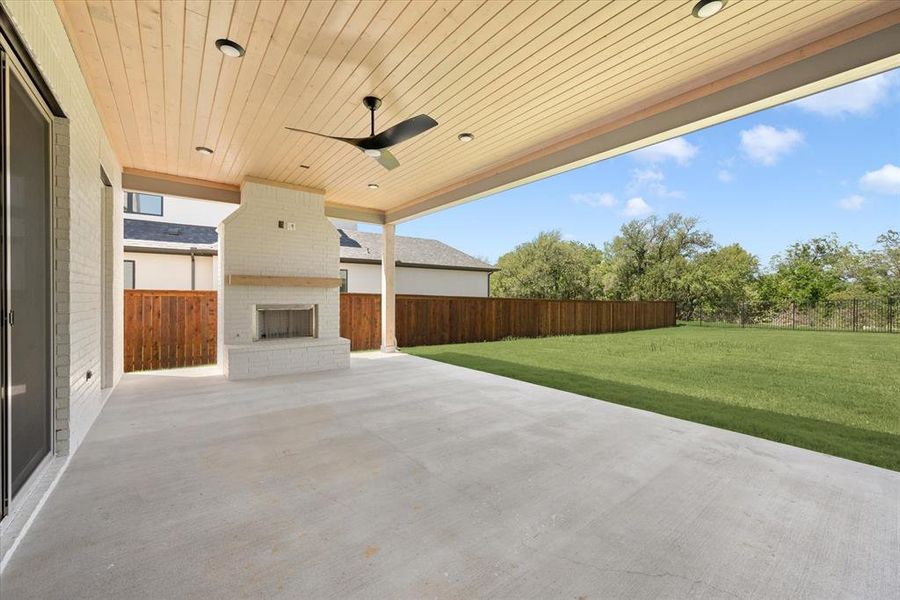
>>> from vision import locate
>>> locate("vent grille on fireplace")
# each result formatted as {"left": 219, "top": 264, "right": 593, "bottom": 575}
{"left": 254, "top": 304, "right": 317, "bottom": 340}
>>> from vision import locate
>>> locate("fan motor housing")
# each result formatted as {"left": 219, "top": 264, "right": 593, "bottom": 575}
{"left": 362, "top": 96, "right": 382, "bottom": 111}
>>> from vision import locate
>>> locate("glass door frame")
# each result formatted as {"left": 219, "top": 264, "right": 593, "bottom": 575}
{"left": 0, "top": 39, "right": 56, "bottom": 521}
{"left": 0, "top": 48, "right": 6, "bottom": 521}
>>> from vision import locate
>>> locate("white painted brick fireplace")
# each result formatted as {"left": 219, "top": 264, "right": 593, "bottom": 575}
{"left": 218, "top": 179, "right": 350, "bottom": 380}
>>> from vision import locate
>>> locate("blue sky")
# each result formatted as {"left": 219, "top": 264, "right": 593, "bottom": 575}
{"left": 381, "top": 69, "right": 900, "bottom": 267}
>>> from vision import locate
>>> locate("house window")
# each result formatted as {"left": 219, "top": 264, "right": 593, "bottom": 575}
{"left": 124, "top": 192, "right": 163, "bottom": 216}
{"left": 339, "top": 269, "right": 348, "bottom": 293}
{"left": 124, "top": 260, "right": 135, "bottom": 289}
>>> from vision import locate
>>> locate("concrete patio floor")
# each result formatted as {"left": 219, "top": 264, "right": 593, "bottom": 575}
{"left": 2, "top": 353, "right": 897, "bottom": 599}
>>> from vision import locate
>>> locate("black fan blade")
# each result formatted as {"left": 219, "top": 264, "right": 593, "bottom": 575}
{"left": 372, "top": 148, "right": 399, "bottom": 170}
{"left": 286, "top": 111, "right": 435, "bottom": 165}
{"left": 284, "top": 126, "right": 368, "bottom": 148}
{"left": 362, "top": 114, "right": 438, "bottom": 150}
{"left": 287, "top": 127, "right": 400, "bottom": 169}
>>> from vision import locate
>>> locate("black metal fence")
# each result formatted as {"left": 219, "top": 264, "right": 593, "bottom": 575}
{"left": 679, "top": 298, "right": 898, "bottom": 333}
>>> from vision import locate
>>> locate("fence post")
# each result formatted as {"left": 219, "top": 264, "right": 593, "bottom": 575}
{"left": 888, "top": 297, "right": 893, "bottom": 334}
{"left": 852, "top": 299, "right": 858, "bottom": 332}
{"left": 740, "top": 302, "right": 746, "bottom": 328}
{"left": 791, "top": 303, "right": 795, "bottom": 329}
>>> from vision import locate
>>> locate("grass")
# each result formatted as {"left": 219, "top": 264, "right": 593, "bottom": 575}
{"left": 406, "top": 325, "right": 900, "bottom": 471}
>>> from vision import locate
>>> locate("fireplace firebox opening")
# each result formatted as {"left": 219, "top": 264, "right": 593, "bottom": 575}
{"left": 254, "top": 304, "right": 317, "bottom": 341}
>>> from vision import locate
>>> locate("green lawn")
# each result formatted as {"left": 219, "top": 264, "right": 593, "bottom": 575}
{"left": 406, "top": 326, "right": 900, "bottom": 471}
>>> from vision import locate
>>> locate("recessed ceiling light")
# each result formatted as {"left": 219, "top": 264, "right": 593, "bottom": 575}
{"left": 367, "top": 183, "right": 379, "bottom": 190}
{"left": 215, "top": 38, "right": 245, "bottom": 58}
{"left": 363, "top": 148, "right": 382, "bottom": 157}
{"left": 195, "top": 146, "right": 214, "bottom": 155}
{"left": 457, "top": 132, "right": 475, "bottom": 142}
{"left": 692, "top": 0, "right": 726, "bottom": 18}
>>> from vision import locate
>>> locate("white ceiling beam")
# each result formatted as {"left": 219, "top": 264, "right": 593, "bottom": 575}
{"left": 123, "top": 169, "right": 386, "bottom": 224}
{"left": 122, "top": 168, "right": 241, "bottom": 204}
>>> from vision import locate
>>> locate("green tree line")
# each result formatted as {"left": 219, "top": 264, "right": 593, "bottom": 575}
{"left": 490, "top": 214, "right": 899, "bottom": 313}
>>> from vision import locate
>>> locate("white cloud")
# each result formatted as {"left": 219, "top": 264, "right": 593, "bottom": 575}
{"left": 630, "top": 168, "right": 663, "bottom": 185}
{"left": 631, "top": 137, "right": 698, "bottom": 165}
{"left": 622, "top": 197, "right": 653, "bottom": 217}
{"left": 838, "top": 195, "right": 865, "bottom": 211}
{"left": 627, "top": 168, "right": 684, "bottom": 198}
{"left": 739, "top": 125, "right": 803, "bottom": 165}
{"left": 717, "top": 169, "right": 734, "bottom": 183}
{"left": 793, "top": 71, "right": 897, "bottom": 117}
{"left": 859, "top": 163, "right": 900, "bottom": 195}
{"left": 571, "top": 192, "right": 617, "bottom": 208}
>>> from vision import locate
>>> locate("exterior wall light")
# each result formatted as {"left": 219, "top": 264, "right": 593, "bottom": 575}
{"left": 195, "top": 146, "right": 214, "bottom": 155}
{"left": 457, "top": 132, "right": 475, "bottom": 142}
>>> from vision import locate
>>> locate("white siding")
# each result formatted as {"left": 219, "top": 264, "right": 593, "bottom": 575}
{"left": 342, "top": 262, "right": 491, "bottom": 297}
{"left": 342, "top": 263, "right": 382, "bottom": 293}
{"left": 124, "top": 252, "right": 216, "bottom": 291}
{"left": 125, "top": 252, "right": 217, "bottom": 290}
{"left": 125, "top": 195, "right": 237, "bottom": 226}
{"left": 124, "top": 253, "right": 490, "bottom": 296}
{"left": 197, "top": 256, "right": 216, "bottom": 290}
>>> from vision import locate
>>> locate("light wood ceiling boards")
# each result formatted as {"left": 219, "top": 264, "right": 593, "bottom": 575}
{"left": 56, "top": 1, "right": 900, "bottom": 220}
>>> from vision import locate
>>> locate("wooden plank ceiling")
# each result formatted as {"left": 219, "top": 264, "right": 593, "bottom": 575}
{"left": 56, "top": 0, "right": 899, "bottom": 217}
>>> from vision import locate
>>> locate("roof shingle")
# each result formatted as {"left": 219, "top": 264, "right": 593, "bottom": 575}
{"left": 124, "top": 219, "right": 218, "bottom": 245}
{"left": 337, "top": 229, "right": 494, "bottom": 271}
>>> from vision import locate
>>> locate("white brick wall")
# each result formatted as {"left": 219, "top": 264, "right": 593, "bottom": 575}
{"left": 219, "top": 180, "right": 350, "bottom": 379}
{"left": 101, "top": 184, "right": 123, "bottom": 388}
{"left": 224, "top": 339, "right": 351, "bottom": 381}
{"left": 4, "top": 0, "right": 124, "bottom": 455}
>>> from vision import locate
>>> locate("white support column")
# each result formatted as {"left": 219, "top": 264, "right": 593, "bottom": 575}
{"left": 381, "top": 223, "right": 397, "bottom": 352}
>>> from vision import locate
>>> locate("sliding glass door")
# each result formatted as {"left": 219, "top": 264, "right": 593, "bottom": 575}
{"left": 1, "top": 48, "right": 53, "bottom": 516}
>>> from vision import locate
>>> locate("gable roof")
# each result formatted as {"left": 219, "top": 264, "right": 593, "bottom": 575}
{"left": 338, "top": 229, "right": 495, "bottom": 272}
{"left": 123, "top": 219, "right": 495, "bottom": 271}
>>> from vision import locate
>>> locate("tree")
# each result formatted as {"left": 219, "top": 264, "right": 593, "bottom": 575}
{"left": 761, "top": 234, "right": 852, "bottom": 304}
{"left": 598, "top": 214, "right": 714, "bottom": 302}
{"left": 488, "top": 221, "right": 896, "bottom": 309}
{"left": 490, "top": 231, "right": 601, "bottom": 299}
{"left": 681, "top": 244, "right": 759, "bottom": 318}
{"left": 868, "top": 230, "right": 900, "bottom": 298}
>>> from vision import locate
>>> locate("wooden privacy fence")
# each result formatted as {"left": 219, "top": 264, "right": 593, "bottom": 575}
{"left": 124, "top": 290, "right": 217, "bottom": 372}
{"left": 341, "top": 294, "right": 676, "bottom": 351}
{"left": 125, "top": 292, "right": 674, "bottom": 370}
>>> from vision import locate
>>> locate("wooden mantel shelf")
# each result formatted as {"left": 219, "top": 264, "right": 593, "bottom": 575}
{"left": 226, "top": 275, "right": 341, "bottom": 287}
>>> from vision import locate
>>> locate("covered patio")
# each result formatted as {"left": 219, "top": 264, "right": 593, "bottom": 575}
{"left": 2, "top": 1, "right": 900, "bottom": 595}
{"left": 3, "top": 354, "right": 896, "bottom": 599}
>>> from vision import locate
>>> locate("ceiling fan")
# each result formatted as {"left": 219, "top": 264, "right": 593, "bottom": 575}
{"left": 285, "top": 96, "right": 438, "bottom": 170}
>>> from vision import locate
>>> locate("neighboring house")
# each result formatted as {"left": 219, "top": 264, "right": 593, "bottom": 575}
{"left": 124, "top": 219, "right": 219, "bottom": 290}
{"left": 122, "top": 192, "right": 236, "bottom": 290}
{"left": 123, "top": 209, "right": 496, "bottom": 296}
{"left": 336, "top": 227, "right": 495, "bottom": 296}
